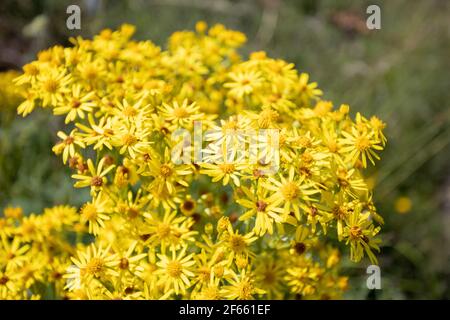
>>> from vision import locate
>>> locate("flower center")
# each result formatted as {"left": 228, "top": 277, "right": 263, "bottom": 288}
{"left": 64, "top": 136, "right": 74, "bottom": 145}
{"left": 229, "top": 235, "right": 246, "bottom": 253}
{"left": 44, "top": 79, "right": 59, "bottom": 93}
{"left": 219, "top": 163, "right": 235, "bottom": 174}
{"left": 119, "top": 258, "right": 129, "bottom": 270}
{"left": 91, "top": 176, "right": 103, "bottom": 187}
{"left": 198, "top": 266, "right": 210, "bottom": 282}
{"left": 263, "top": 270, "right": 276, "bottom": 284}
{"left": 294, "top": 242, "right": 306, "bottom": 255}
{"left": 350, "top": 226, "right": 362, "bottom": 239}
{"left": 72, "top": 100, "right": 81, "bottom": 109}
{"left": 81, "top": 203, "right": 97, "bottom": 221}
{"left": 238, "top": 282, "right": 253, "bottom": 299}
{"left": 157, "top": 223, "right": 171, "bottom": 238}
{"left": 355, "top": 136, "right": 371, "bottom": 151}
{"left": 182, "top": 200, "right": 195, "bottom": 213}
{"left": 167, "top": 261, "right": 182, "bottom": 278}
{"left": 281, "top": 182, "right": 299, "bottom": 200}
{"left": 160, "top": 164, "right": 173, "bottom": 177}
{"left": 24, "top": 64, "right": 39, "bottom": 76}
{"left": 86, "top": 258, "right": 104, "bottom": 276}
{"left": 123, "top": 106, "right": 137, "bottom": 117}
{"left": 122, "top": 134, "right": 137, "bottom": 146}
{"left": 173, "top": 107, "right": 189, "bottom": 118}
{"left": 256, "top": 200, "right": 268, "bottom": 212}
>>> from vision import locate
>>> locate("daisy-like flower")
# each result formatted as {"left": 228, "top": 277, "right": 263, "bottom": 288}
{"left": 136, "top": 250, "right": 159, "bottom": 291}
{"left": 65, "top": 244, "right": 120, "bottom": 291}
{"left": 53, "top": 84, "right": 97, "bottom": 123}
{"left": 236, "top": 185, "right": 284, "bottom": 236}
{"left": 222, "top": 225, "right": 258, "bottom": 262}
{"left": 0, "top": 269, "right": 19, "bottom": 299}
{"left": 342, "top": 206, "right": 381, "bottom": 264}
{"left": 112, "top": 122, "right": 152, "bottom": 159}
{"left": 76, "top": 114, "right": 116, "bottom": 150}
{"left": 265, "top": 166, "right": 320, "bottom": 220}
{"left": 3, "top": 206, "right": 23, "bottom": 220}
{"left": 284, "top": 259, "right": 323, "bottom": 296}
{"left": 76, "top": 58, "right": 107, "bottom": 83}
{"left": 193, "top": 276, "right": 224, "bottom": 300}
{"left": 297, "top": 72, "right": 323, "bottom": 105}
{"left": 254, "top": 254, "right": 286, "bottom": 299}
{"left": 52, "top": 129, "right": 86, "bottom": 164}
{"left": 17, "top": 214, "right": 44, "bottom": 242}
{"left": 143, "top": 210, "right": 197, "bottom": 251}
{"left": 17, "top": 90, "right": 37, "bottom": 117}
{"left": 145, "top": 148, "right": 192, "bottom": 194}
{"left": 200, "top": 162, "right": 246, "bottom": 186}
{"left": 80, "top": 193, "right": 112, "bottom": 235}
{"left": 114, "top": 189, "right": 148, "bottom": 222}
{"left": 113, "top": 97, "right": 152, "bottom": 122}
{"left": 36, "top": 68, "right": 71, "bottom": 107}
{"left": 370, "top": 116, "right": 387, "bottom": 146}
{"left": 71, "top": 157, "right": 115, "bottom": 190}
{"left": 244, "top": 107, "right": 280, "bottom": 129}
{"left": 156, "top": 246, "right": 195, "bottom": 295}
{"left": 205, "top": 115, "right": 252, "bottom": 147}
{"left": 334, "top": 166, "right": 368, "bottom": 198}
{"left": 340, "top": 126, "right": 384, "bottom": 168}
{"left": 0, "top": 236, "right": 29, "bottom": 271}
{"left": 222, "top": 269, "right": 265, "bottom": 300}
{"left": 224, "top": 70, "right": 263, "bottom": 99}
{"left": 13, "top": 62, "right": 41, "bottom": 85}
{"left": 114, "top": 241, "right": 147, "bottom": 275}
{"left": 158, "top": 99, "right": 204, "bottom": 129}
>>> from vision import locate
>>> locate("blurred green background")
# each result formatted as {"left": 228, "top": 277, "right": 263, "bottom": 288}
{"left": 0, "top": 0, "right": 448, "bottom": 299}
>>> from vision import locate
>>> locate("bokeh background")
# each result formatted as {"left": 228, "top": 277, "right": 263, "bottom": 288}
{"left": 0, "top": 0, "right": 448, "bottom": 299}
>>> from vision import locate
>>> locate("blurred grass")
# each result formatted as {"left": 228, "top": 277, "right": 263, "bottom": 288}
{"left": 0, "top": 0, "right": 448, "bottom": 299}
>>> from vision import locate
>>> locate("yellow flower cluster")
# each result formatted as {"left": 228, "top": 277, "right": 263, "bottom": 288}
{"left": 3, "top": 22, "right": 386, "bottom": 299}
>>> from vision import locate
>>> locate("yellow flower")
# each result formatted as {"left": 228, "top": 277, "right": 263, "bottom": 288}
{"left": 80, "top": 193, "right": 112, "bottom": 235}
{"left": 340, "top": 126, "right": 384, "bottom": 168}
{"left": 0, "top": 235, "right": 29, "bottom": 271}
{"left": 113, "top": 123, "right": 152, "bottom": 159}
{"left": 53, "top": 129, "right": 86, "bottom": 164}
{"left": 145, "top": 148, "right": 192, "bottom": 194}
{"left": 65, "top": 244, "right": 120, "bottom": 291}
{"left": 76, "top": 114, "right": 115, "bottom": 150}
{"left": 3, "top": 206, "right": 23, "bottom": 220}
{"left": 222, "top": 225, "right": 258, "bottom": 262}
{"left": 159, "top": 99, "right": 204, "bottom": 129}
{"left": 224, "top": 70, "right": 263, "bottom": 99}
{"left": 143, "top": 210, "right": 197, "bottom": 251}
{"left": 200, "top": 162, "right": 246, "bottom": 186}
{"left": 156, "top": 246, "right": 195, "bottom": 295}
{"left": 254, "top": 254, "right": 286, "bottom": 299}
{"left": 236, "top": 185, "right": 284, "bottom": 236}
{"left": 72, "top": 158, "right": 115, "bottom": 190}
{"left": 342, "top": 206, "right": 381, "bottom": 264}
{"left": 222, "top": 269, "right": 265, "bottom": 300}
{"left": 265, "top": 166, "right": 320, "bottom": 220}
{"left": 53, "top": 84, "right": 96, "bottom": 123}
{"left": 37, "top": 68, "right": 71, "bottom": 107}
{"left": 394, "top": 196, "right": 412, "bottom": 214}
